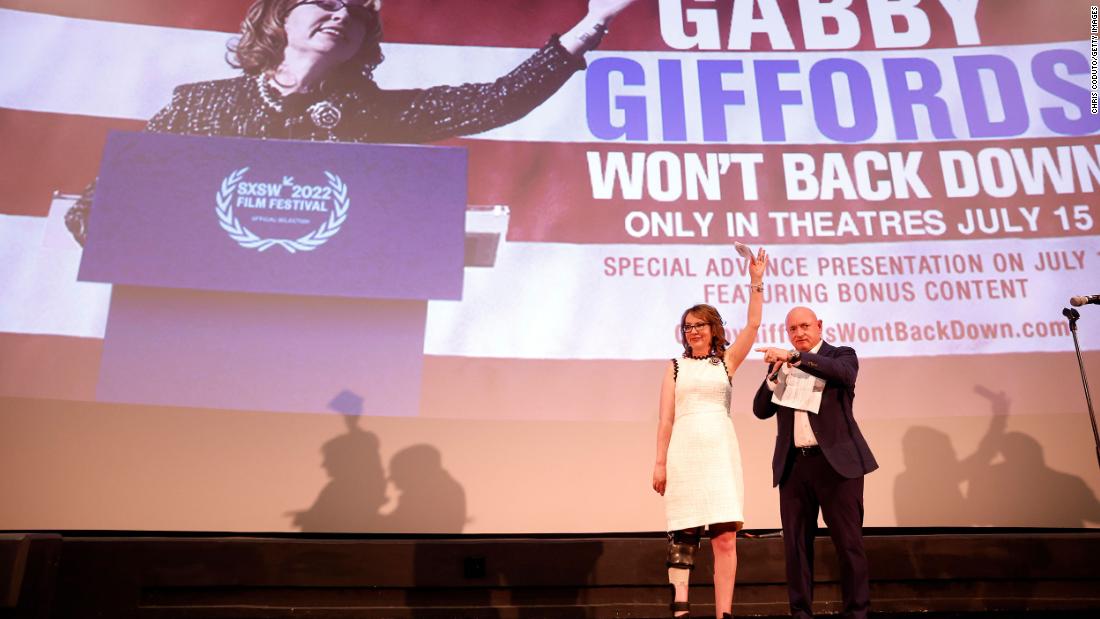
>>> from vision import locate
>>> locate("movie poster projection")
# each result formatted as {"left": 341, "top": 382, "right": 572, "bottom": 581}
{"left": 0, "top": 0, "right": 1097, "bottom": 417}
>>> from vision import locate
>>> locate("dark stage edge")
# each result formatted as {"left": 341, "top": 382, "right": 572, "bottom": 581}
{"left": 1, "top": 529, "right": 1098, "bottom": 618}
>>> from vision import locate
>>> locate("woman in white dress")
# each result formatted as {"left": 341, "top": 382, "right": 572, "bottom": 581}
{"left": 652, "top": 247, "right": 767, "bottom": 619}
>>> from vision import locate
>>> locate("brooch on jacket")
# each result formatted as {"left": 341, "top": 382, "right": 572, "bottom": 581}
{"left": 256, "top": 74, "right": 342, "bottom": 130}
{"left": 307, "top": 101, "right": 341, "bottom": 130}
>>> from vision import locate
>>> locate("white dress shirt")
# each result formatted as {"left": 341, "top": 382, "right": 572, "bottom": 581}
{"left": 792, "top": 340, "right": 824, "bottom": 447}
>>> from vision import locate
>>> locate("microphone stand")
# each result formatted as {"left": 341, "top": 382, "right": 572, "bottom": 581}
{"left": 1063, "top": 307, "right": 1100, "bottom": 472}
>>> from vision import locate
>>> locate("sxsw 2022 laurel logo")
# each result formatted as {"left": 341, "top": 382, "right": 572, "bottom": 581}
{"left": 216, "top": 167, "right": 349, "bottom": 253}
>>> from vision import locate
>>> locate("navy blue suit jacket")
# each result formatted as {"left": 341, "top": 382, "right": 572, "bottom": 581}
{"left": 753, "top": 341, "right": 878, "bottom": 487}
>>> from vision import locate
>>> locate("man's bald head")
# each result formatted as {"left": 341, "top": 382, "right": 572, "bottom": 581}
{"left": 786, "top": 306, "right": 823, "bottom": 352}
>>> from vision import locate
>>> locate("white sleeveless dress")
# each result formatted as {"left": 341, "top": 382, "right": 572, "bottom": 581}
{"left": 664, "top": 356, "right": 745, "bottom": 531}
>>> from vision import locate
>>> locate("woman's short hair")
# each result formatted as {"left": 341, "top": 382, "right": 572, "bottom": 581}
{"left": 680, "top": 304, "right": 729, "bottom": 356}
{"left": 229, "top": 0, "right": 384, "bottom": 80}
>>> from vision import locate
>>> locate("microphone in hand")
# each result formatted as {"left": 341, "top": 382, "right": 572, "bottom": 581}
{"left": 1070, "top": 294, "right": 1100, "bottom": 307}
{"left": 768, "top": 361, "right": 784, "bottom": 382}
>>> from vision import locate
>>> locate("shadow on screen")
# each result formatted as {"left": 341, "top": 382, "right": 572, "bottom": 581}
{"left": 894, "top": 385, "right": 1008, "bottom": 526}
{"left": 895, "top": 385, "right": 1100, "bottom": 527}
{"left": 287, "top": 413, "right": 388, "bottom": 533}
{"left": 381, "top": 444, "right": 466, "bottom": 533}
{"left": 966, "top": 431, "right": 1100, "bottom": 527}
{"left": 288, "top": 389, "right": 468, "bottom": 533}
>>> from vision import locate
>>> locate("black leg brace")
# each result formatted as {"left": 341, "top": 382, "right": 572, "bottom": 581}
{"left": 666, "top": 526, "right": 703, "bottom": 569}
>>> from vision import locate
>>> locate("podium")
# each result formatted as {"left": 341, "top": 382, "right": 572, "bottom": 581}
{"left": 78, "top": 131, "right": 468, "bottom": 416}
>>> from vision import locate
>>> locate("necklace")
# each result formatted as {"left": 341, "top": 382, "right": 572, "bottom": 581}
{"left": 254, "top": 74, "right": 343, "bottom": 130}
{"left": 255, "top": 74, "right": 285, "bottom": 112}
{"left": 683, "top": 351, "right": 721, "bottom": 365}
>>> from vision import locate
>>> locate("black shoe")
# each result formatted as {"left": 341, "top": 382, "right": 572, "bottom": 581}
{"left": 671, "top": 600, "right": 690, "bottom": 617}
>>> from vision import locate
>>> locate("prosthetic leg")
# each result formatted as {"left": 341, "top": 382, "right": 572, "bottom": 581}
{"left": 667, "top": 527, "right": 703, "bottom": 616}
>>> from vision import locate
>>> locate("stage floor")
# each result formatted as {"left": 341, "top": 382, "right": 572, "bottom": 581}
{"left": 2, "top": 529, "right": 1098, "bottom": 618}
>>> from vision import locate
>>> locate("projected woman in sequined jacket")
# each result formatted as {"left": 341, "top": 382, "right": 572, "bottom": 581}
{"left": 66, "top": 0, "right": 638, "bottom": 245}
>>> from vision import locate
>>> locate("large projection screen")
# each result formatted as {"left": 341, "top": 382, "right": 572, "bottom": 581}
{"left": 1, "top": 0, "right": 1099, "bottom": 534}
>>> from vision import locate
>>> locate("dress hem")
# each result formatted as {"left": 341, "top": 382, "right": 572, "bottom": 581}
{"left": 666, "top": 517, "right": 745, "bottom": 532}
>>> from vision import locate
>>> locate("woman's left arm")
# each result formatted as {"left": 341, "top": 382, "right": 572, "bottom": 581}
{"left": 371, "top": 0, "right": 641, "bottom": 143}
{"left": 724, "top": 248, "right": 768, "bottom": 376}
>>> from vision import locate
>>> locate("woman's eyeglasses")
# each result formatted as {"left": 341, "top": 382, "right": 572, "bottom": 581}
{"left": 682, "top": 322, "right": 709, "bottom": 333}
{"left": 290, "top": 0, "right": 377, "bottom": 21}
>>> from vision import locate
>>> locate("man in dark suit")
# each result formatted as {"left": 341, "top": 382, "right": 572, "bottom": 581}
{"left": 753, "top": 306, "right": 878, "bottom": 619}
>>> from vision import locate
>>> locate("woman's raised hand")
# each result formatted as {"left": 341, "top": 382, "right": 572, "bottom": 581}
{"left": 749, "top": 247, "right": 768, "bottom": 283}
{"left": 587, "top": 0, "right": 641, "bottom": 25}
{"left": 564, "top": 0, "right": 640, "bottom": 54}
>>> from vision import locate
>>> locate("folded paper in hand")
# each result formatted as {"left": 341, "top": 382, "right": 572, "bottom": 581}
{"left": 772, "top": 365, "right": 825, "bottom": 413}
